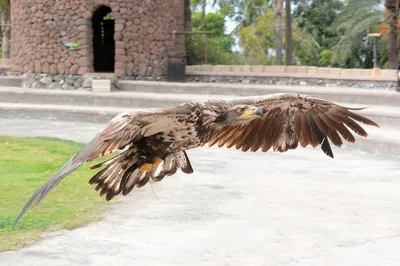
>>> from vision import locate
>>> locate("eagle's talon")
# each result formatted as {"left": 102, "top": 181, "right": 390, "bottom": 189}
{"left": 139, "top": 163, "right": 153, "bottom": 172}
{"left": 139, "top": 157, "right": 163, "bottom": 172}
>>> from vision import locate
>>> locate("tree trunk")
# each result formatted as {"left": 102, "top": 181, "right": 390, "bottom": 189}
{"left": 201, "top": 0, "right": 206, "bottom": 26}
{"left": 184, "top": 0, "right": 194, "bottom": 64}
{"left": 385, "top": 0, "right": 398, "bottom": 69}
{"left": 273, "top": 0, "right": 283, "bottom": 65}
{"left": 1, "top": 7, "right": 10, "bottom": 59}
{"left": 184, "top": 0, "right": 192, "bottom": 31}
{"left": 285, "top": 0, "right": 292, "bottom": 65}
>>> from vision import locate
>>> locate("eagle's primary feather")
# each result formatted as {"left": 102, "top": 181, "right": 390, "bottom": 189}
{"left": 13, "top": 93, "right": 379, "bottom": 226}
{"left": 208, "top": 93, "right": 379, "bottom": 156}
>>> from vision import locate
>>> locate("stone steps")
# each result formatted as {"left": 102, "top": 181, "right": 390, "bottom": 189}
{"left": 0, "top": 86, "right": 232, "bottom": 108}
{"left": 0, "top": 102, "right": 399, "bottom": 160}
{"left": 0, "top": 86, "right": 229, "bottom": 123}
{"left": 0, "top": 76, "right": 23, "bottom": 87}
{"left": 0, "top": 102, "right": 132, "bottom": 123}
{"left": 3, "top": 76, "right": 400, "bottom": 108}
{"left": 1, "top": 83, "right": 400, "bottom": 157}
{"left": 0, "top": 86, "right": 399, "bottom": 128}
{"left": 118, "top": 80, "right": 400, "bottom": 107}
{"left": 354, "top": 126, "right": 400, "bottom": 159}
{"left": 0, "top": 102, "right": 395, "bottom": 129}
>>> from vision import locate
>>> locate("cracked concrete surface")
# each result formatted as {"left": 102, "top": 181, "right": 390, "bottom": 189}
{"left": 1, "top": 118, "right": 400, "bottom": 266}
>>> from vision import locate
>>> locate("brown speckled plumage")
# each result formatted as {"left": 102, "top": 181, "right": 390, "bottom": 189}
{"left": 13, "top": 93, "right": 379, "bottom": 226}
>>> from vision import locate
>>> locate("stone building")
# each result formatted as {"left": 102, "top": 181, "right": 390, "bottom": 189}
{"left": 10, "top": 0, "right": 185, "bottom": 78}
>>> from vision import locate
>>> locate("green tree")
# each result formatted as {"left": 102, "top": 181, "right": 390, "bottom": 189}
{"left": 213, "top": 0, "right": 271, "bottom": 34}
{"left": 385, "top": 0, "right": 398, "bottom": 68}
{"left": 332, "top": 0, "right": 382, "bottom": 68}
{"left": 238, "top": 8, "right": 318, "bottom": 65}
{"left": 285, "top": 0, "right": 293, "bottom": 65}
{"left": 187, "top": 11, "right": 242, "bottom": 65}
{"left": 191, "top": 0, "right": 208, "bottom": 25}
{"left": 273, "top": 0, "right": 284, "bottom": 65}
{"left": 185, "top": 0, "right": 193, "bottom": 30}
{"left": 192, "top": 12, "right": 226, "bottom": 35}
{"left": 0, "top": 0, "right": 10, "bottom": 59}
{"left": 293, "top": 0, "right": 343, "bottom": 49}
{"left": 292, "top": 0, "right": 344, "bottom": 66}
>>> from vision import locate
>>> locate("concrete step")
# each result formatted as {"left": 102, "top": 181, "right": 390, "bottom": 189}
{"left": 1, "top": 87, "right": 399, "bottom": 126}
{"left": 353, "top": 126, "right": 400, "bottom": 160}
{"left": 0, "top": 76, "right": 23, "bottom": 87}
{"left": 1, "top": 86, "right": 399, "bottom": 128}
{"left": 0, "top": 100, "right": 398, "bottom": 132}
{"left": 0, "top": 102, "right": 134, "bottom": 123}
{"left": 118, "top": 80, "right": 400, "bottom": 107}
{"left": 0, "top": 86, "right": 233, "bottom": 109}
{"left": 0, "top": 102, "right": 398, "bottom": 161}
{"left": 340, "top": 103, "right": 400, "bottom": 127}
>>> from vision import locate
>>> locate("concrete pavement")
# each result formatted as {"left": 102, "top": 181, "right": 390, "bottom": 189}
{"left": 1, "top": 118, "right": 400, "bottom": 266}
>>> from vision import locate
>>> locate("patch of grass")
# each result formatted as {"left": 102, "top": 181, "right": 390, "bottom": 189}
{"left": 0, "top": 136, "right": 116, "bottom": 251}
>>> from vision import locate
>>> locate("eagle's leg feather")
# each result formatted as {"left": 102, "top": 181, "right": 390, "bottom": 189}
{"left": 139, "top": 157, "right": 163, "bottom": 173}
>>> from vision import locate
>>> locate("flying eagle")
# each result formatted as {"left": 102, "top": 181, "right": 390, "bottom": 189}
{"left": 13, "top": 93, "right": 379, "bottom": 226}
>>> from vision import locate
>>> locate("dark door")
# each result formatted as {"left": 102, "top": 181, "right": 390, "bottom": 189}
{"left": 92, "top": 6, "right": 115, "bottom": 72}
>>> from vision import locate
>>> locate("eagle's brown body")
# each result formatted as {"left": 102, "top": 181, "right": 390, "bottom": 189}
{"left": 13, "top": 93, "right": 379, "bottom": 226}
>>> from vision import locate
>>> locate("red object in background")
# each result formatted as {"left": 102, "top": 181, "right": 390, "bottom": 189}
{"left": 379, "top": 19, "right": 400, "bottom": 35}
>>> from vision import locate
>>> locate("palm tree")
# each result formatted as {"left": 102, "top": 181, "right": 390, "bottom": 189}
{"left": 212, "top": 0, "right": 271, "bottom": 35}
{"left": 273, "top": 0, "right": 283, "bottom": 65}
{"left": 201, "top": 0, "right": 207, "bottom": 25}
{"left": 185, "top": 0, "right": 192, "bottom": 30}
{"left": 191, "top": 0, "right": 207, "bottom": 26}
{"left": 0, "top": 0, "right": 10, "bottom": 59}
{"left": 332, "top": 0, "right": 381, "bottom": 67}
{"left": 285, "top": 0, "right": 292, "bottom": 65}
{"left": 385, "top": 0, "right": 398, "bottom": 69}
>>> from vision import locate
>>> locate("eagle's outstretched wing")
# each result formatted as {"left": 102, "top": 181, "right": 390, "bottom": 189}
{"left": 13, "top": 106, "right": 191, "bottom": 227}
{"left": 207, "top": 93, "right": 379, "bottom": 157}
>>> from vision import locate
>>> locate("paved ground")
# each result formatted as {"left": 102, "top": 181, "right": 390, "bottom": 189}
{"left": 1, "top": 118, "right": 400, "bottom": 266}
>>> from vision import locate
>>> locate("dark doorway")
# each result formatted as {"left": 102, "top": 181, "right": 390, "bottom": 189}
{"left": 92, "top": 6, "right": 115, "bottom": 72}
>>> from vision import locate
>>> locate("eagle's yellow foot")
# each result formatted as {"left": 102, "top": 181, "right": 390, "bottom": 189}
{"left": 139, "top": 157, "right": 163, "bottom": 172}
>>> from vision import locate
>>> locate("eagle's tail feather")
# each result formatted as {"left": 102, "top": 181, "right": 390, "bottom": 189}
{"left": 88, "top": 150, "right": 139, "bottom": 201}
{"left": 88, "top": 150, "right": 194, "bottom": 201}
{"left": 12, "top": 155, "right": 85, "bottom": 227}
{"left": 175, "top": 150, "right": 193, "bottom": 174}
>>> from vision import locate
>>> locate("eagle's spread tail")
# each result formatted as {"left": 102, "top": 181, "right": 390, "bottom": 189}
{"left": 12, "top": 137, "right": 104, "bottom": 227}
{"left": 88, "top": 150, "right": 194, "bottom": 201}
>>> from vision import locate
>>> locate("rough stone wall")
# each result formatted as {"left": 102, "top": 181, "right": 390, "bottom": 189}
{"left": 10, "top": 0, "right": 185, "bottom": 77}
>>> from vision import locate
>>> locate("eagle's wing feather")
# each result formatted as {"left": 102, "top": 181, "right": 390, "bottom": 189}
{"left": 208, "top": 93, "right": 379, "bottom": 156}
{"left": 13, "top": 107, "right": 191, "bottom": 227}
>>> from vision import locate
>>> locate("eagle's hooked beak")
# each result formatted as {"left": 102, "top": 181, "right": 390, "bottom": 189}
{"left": 241, "top": 106, "right": 264, "bottom": 119}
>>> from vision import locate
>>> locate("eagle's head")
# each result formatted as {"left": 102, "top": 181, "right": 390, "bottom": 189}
{"left": 215, "top": 104, "right": 264, "bottom": 125}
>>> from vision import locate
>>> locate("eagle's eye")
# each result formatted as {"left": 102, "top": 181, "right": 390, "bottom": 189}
{"left": 237, "top": 107, "right": 245, "bottom": 113}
